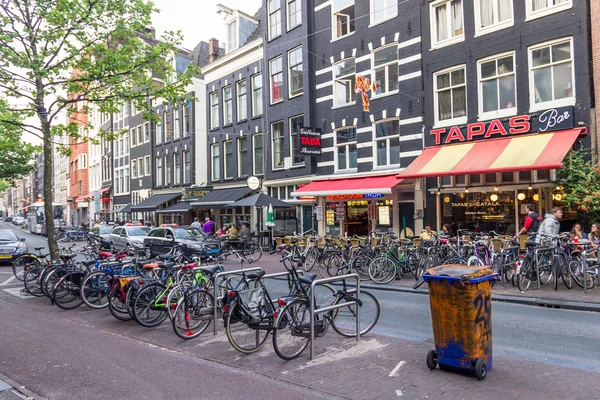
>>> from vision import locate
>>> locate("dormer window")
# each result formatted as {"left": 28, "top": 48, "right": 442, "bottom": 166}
{"left": 227, "top": 20, "right": 238, "bottom": 52}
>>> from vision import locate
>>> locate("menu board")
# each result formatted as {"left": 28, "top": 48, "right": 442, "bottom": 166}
{"left": 326, "top": 209, "right": 336, "bottom": 226}
{"left": 378, "top": 206, "right": 390, "bottom": 225}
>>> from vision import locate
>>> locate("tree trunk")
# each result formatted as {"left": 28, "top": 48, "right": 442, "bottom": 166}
{"left": 42, "top": 120, "right": 58, "bottom": 260}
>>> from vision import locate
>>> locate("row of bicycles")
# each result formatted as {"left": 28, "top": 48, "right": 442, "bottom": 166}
{"left": 277, "top": 229, "right": 599, "bottom": 292}
{"left": 15, "top": 242, "right": 380, "bottom": 361}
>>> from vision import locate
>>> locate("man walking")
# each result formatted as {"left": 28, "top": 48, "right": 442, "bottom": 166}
{"left": 191, "top": 217, "right": 201, "bottom": 230}
{"left": 202, "top": 217, "right": 215, "bottom": 234}
{"left": 535, "top": 207, "right": 563, "bottom": 244}
{"left": 516, "top": 204, "right": 541, "bottom": 238}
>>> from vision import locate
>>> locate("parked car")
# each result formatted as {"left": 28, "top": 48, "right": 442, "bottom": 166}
{"left": 3, "top": 217, "right": 12, "bottom": 223}
{"left": 0, "top": 229, "right": 27, "bottom": 263}
{"left": 143, "top": 225, "right": 221, "bottom": 258}
{"left": 88, "top": 224, "right": 115, "bottom": 249}
{"left": 110, "top": 224, "right": 150, "bottom": 252}
{"left": 12, "top": 217, "right": 26, "bottom": 226}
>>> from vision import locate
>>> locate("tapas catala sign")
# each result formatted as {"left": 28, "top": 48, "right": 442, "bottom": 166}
{"left": 298, "top": 127, "right": 322, "bottom": 156}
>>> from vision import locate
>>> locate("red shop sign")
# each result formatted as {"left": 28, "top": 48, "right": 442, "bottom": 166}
{"left": 430, "top": 115, "right": 531, "bottom": 145}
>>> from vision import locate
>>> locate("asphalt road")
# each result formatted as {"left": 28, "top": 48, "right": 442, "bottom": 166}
{"left": 1, "top": 222, "right": 599, "bottom": 399}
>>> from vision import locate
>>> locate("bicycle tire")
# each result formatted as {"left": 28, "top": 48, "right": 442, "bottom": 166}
{"left": 350, "top": 252, "right": 373, "bottom": 281}
{"left": 517, "top": 259, "right": 532, "bottom": 292}
{"left": 42, "top": 267, "right": 68, "bottom": 299}
{"left": 12, "top": 255, "right": 39, "bottom": 281}
{"left": 325, "top": 253, "right": 344, "bottom": 277}
{"left": 467, "top": 255, "right": 484, "bottom": 267}
{"left": 108, "top": 285, "right": 132, "bottom": 321}
{"left": 52, "top": 272, "right": 84, "bottom": 310}
{"left": 172, "top": 289, "right": 214, "bottom": 340}
{"left": 80, "top": 271, "right": 112, "bottom": 309}
{"left": 303, "top": 248, "right": 318, "bottom": 272}
{"left": 242, "top": 242, "right": 263, "bottom": 262}
{"left": 556, "top": 255, "right": 572, "bottom": 289}
{"left": 272, "top": 299, "right": 310, "bottom": 360}
{"left": 330, "top": 290, "right": 380, "bottom": 337}
{"left": 225, "top": 300, "right": 270, "bottom": 354}
{"left": 166, "top": 284, "right": 184, "bottom": 321}
{"left": 132, "top": 283, "right": 169, "bottom": 328}
{"left": 23, "top": 265, "right": 44, "bottom": 297}
{"left": 368, "top": 256, "right": 396, "bottom": 284}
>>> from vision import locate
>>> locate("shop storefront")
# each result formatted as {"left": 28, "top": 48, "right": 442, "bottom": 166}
{"left": 190, "top": 186, "right": 253, "bottom": 229}
{"left": 130, "top": 192, "right": 181, "bottom": 226}
{"left": 267, "top": 183, "right": 316, "bottom": 236}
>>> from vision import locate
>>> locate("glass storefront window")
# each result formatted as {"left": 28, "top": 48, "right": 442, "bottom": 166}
{"left": 347, "top": 200, "right": 368, "bottom": 236}
{"left": 485, "top": 173, "right": 497, "bottom": 184}
{"left": 456, "top": 175, "right": 466, "bottom": 185}
{"left": 469, "top": 174, "right": 481, "bottom": 185}
{"left": 501, "top": 172, "right": 514, "bottom": 183}
{"left": 519, "top": 171, "right": 532, "bottom": 181}
{"left": 325, "top": 203, "right": 341, "bottom": 236}
{"left": 441, "top": 191, "right": 515, "bottom": 234}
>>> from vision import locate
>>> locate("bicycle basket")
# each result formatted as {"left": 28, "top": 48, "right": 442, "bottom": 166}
{"left": 236, "top": 287, "right": 274, "bottom": 324}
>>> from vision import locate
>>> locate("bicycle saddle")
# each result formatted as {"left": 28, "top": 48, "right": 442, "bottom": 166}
{"left": 299, "top": 272, "right": 317, "bottom": 285}
{"left": 247, "top": 270, "right": 266, "bottom": 280}
{"left": 181, "top": 262, "right": 196, "bottom": 270}
{"left": 60, "top": 254, "right": 76, "bottom": 261}
{"left": 143, "top": 263, "right": 159, "bottom": 270}
{"left": 35, "top": 247, "right": 44, "bottom": 251}
{"left": 199, "top": 265, "right": 221, "bottom": 276}
{"left": 525, "top": 242, "right": 537, "bottom": 247}
{"left": 81, "top": 260, "right": 97, "bottom": 267}
{"left": 157, "top": 254, "right": 172, "bottom": 260}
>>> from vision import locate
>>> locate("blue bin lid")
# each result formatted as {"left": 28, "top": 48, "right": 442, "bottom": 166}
{"left": 422, "top": 265, "right": 498, "bottom": 284}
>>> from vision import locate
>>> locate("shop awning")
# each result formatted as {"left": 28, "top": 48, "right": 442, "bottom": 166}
{"left": 396, "top": 129, "right": 583, "bottom": 179}
{"left": 190, "top": 187, "right": 252, "bottom": 208}
{"left": 156, "top": 201, "right": 193, "bottom": 214}
{"left": 118, "top": 204, "right": 133, "bottom": 213}
{"left": 291, "top": 174, "right": 402, "bottom": 197}
{"left": 75, "top": 194, "right": 92, "bottom": 203}
{"left": 99, "top": 187, "right": 111, "bottom": 194}
{"left": 130, "top": 193, "right": 181, "bottom": 212}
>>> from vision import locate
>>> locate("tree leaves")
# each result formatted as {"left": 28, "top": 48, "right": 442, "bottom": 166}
{"left": 557, "top": 145, "right": 600, "bottom": 222}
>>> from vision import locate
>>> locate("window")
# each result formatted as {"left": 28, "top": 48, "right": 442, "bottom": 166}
{"left": 183, "top": 103, "right": 190, "bottom": 137}
{"left": 155, "top": 117, "right": 162, "bottom": 145}
{"left": 289, "top": 115, "right": 304, "bottom": 165}
{"left": 131, "top": 128, "right": 137, "bottom": 147}
{"left": 211, "top": 143, "right": 220, "bottom": 181}
{"left": 227, "top": 20, "right": 238, "bottom": 52}
{"left": 252, "top": 74, "right": 263, "bottom": 116}
{"left": 288, "top": 46, "right": 303, "bottom": 97}
{"left": 137, "top": 125, "right": 143, "bottom": 145}
{"left": 430, "top": 0, "right": 464, "bottom": 48}
{"left": 478, "top": 53, "right": 516, "bottom": 118}
{"left": 334, "top": 58, "right": 356, "bottom": 107}
{"left": 173, "top": 107, "right": 180, "bottom": 140}
{"left": 165, "top": 154, "right": 171, "bottom": 186}
{"left": 371, "top": 0, "right": 398, "bottom": 25}
{"left": 373, "top": 45, "right": 398, "bottom": 95}
{"left": 77, "top": 154, "right": 87, "bottom": 169}
{"left": 475, "top": 0, "right": 513, "bottom": 35}
{"left": 253, "top": 133, "right": 264, "bottom": 175}
{"left": 183, "top": 151, "right": 191, "bottom": 183}
{"left": 144, "top": 156, "right": 150, "bottom": 177}
{"left": 526, "top": 0, "right": 571, "bottom": 20}
{"left": 164, "top": 110, "right": 171, "bottom": 142}
{"left": 434, "top": 65, "right": 467, "bottom": 125}
{"left": 210, "top": 91, "right": 219, "bottom": 129}
{"left": 335, "top": 127, "right": 357, "bottom": 171}
{"left": 374, "top": 120, "right": 400, "bottom": 168}
{"left": 174, "top": 153, "right": 181, "bottom": 185}
{"left": 270, "top": 57, "right": 283, "bottom": 103}
{"left": 529, "top": 38, "right": 574, "bottom": 110}
{"left": 224, "top": 141, "right": 233, "bottom": 179}
{"left": 238, "top": 137, "right": 248, "bottom": 176}
{"left": 271, "top": 121, "right": 284, "bottom": 169}
{"left": 144, "top": 122, "right": 150, "bottom": 142}
{"left": 138, "top": 157, "right": 144, "bottom": 177}
{"left": 287, "top": 0, "right": 301, "bottom": 30}
{"left": 132, "top": 159, "right": 138, "bottom": 178}
{"left": 333, "top": 0, "right": 355, "bottom": 40}
{"left": 268, "top": 0, "right": 282, "bottom": 39}
{"left": 237, "top": 80, "right": 247, "bottom": 121}
{"left": 223, "top": 86, "right": 232, "bottom": 125}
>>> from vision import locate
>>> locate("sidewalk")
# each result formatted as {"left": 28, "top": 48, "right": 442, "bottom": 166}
{"left": 237, "top": 253, "right": 600, "bottom": 311}
{"left": 0, "top": 373, "right": 42, "bottom": 400}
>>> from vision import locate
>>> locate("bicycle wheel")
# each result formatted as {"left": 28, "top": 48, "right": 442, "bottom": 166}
{"left": 325, "top": 253, "right": 344, "bottom": 277}
{"left": 166, "top": 284, "right": 184, "bottom": 321}
{"left": 132, "top": 283, "right": 169, "bottom": 328}
{"left": 172, "top": 289, "right": 214, "bottom": 340}
{"left": 108, "top": 285, "right": 132, "bottom": 321}
{"left": 517, "top": 260, "right": 532, "bottom": 292}
{"left": 80, "top": 271, "right": 112, "bottom": 309}
{"left": 273, "top": 299, "right": 310, "bottom": 360}
{"left": 12, "top": 255, "right": 38, "bottom": 281}
{"left": 557, "top": 255, "right": 572, "bottom": 289}
{"left": 303, "top": 248, "right": 318, "bottom": 272}
{"left": 538, "top": 253, "right": 555, "bottom": 286}
{"left": 467, "top": 256, "right": 484, "bottom": 267}
{"left": 52, "top": 272, "right": 84, "bottom": 310}
{"left": 350, "top": 252, "right": 373, "bottom": 281}
{"left": 225, "top": 300, "right": 270, "bottom": 353}
{"left": 24, "top": 265, "right": 44, "bottom": 297}
{"left": 42, "top": 267, "right": 68, "bottom": 299}
{"left": 368, "top": 256, "right": 395, "bottom": 284}
{"left": 330, "top": 290, "right": 380, "bottom": 337}
{"left": 242, "top": 242, "right": 263, "bottom": 262}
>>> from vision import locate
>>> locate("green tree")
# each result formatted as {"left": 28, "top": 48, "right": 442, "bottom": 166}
{"left": 556, "top": 146, "right": 600, "bottom": 222}
{"left": 0, "top": 99, "right": 38, "bottom": 182}
{"left": 0, "top": 0, "right": 196, "bottom": 259}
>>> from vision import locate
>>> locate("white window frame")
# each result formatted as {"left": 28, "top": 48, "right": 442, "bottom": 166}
{"left": 223, "top": 86, "right": 233, "bottom": 125}
{"left": 144, "top": 156, "right": 151, "bottom": 177}
{"left": 289, "top": 114, "right": 305, "bottom": 166}
{"left": 173, "top": 107, "right": 180, "bottom": 140}
{"left": 237, "top": 80, "right": 247, "bottom": 121}
{"left": 474, "top": 0, "right": 514, "bottom": 36}
{"left": 183, "top": 151, "right": 191, "bottom": 184}
{"left": 78, "top": 153, "right": 87, "bottom": 169}
{"left": 238, "top": 136, "right": 248, "bottom": 177}
{"left": 164, "top": 154, "right": 171, "bottom": 186}
{"left": 210, "top": 91, "right": 219, "bottom": 129}
{"left": 334, "top": 127, "right": 358, "bottom": 172}
{"left": 271, "top": 121, "right": 285, "bottom": 170}
{"left": 430, "top": 0, "right": 464, "bottom": 50}
{"left": 144, "top": 122, "right": 150, "bottom": 142}
{"left": 477, "top": 52, "right": 517, "bottom": 120}
{"left": 371, "top": 43, "right": 399, "bottom": 98}
{"left": 332, "top": 0, "right": 355, "bottom": 41}
{"left": 130, "top": 127, "right": 137, "bottom": 147}
{"left": 227, "top": 19, "right": 238, "bottom": 52}
{"left": 288, "top": 46, "right": 303, "bottom": 98}
{"left": 211, "top": 144, "right": 220, "bottom": 181}
{"left": 372, "top": 118, "right": 401, "bottom": 169}
{"left": 137, "top": 125, "right": 143, "bottom": 145}
{"left": 251, "top": 74, "right": 263, "bottom": 116}
{"left": 156, "top": 157, "right": 163, "bottom": 186}
{"left": 253, "top": 133, "right": 264, "bottom": 175}
{"left": 370, "top": 0, "right": 398, "bottom": 27}
{"left": 183, "top": 104, "right": 190, "bottom": 137}
{"left": 268, "top": 0, "right": 282, "bottom": 40}
{"left": 287, "top": 0, "right": 302, "bottom": 31}
{"left": 333, "top": 58, "right": 356, "bottom": 108}
{"left": 137, "top": 157, "right": 144, "bottom": 177}
{"left": 433, "top": 64, "right": 468, "bottom": 127}
{"left": 525, "top": 0, "right": 572, "bottom": 21}
{"left": 528, "top": 37, "right": 575, "bottom": 112}
{"left": 223, "top": 140, "right": 233, "bottom": 179}
{"left": 174, "top": 152, "right": 181, "bottom": 186}
{"left": 131, "top": 158, "right": 138, "bottom": 179}
{"left": 155, "top": 116, "right": 162, "bottom": 145}
{"left": 269, "top": 56, "right": 283, "bottom": 104}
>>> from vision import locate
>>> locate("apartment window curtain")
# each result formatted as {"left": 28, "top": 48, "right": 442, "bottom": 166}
{"left": 480, "top": 0, "right": 493, "bottom": 26}
{"left": 451, "top": 0, "right": 463, "bottom": 36}
{"left": 498, "top": 0, "right": 511, "bottom": 21}
{"left": 435, "top": 4, "right": 448, "bottom": 42}
{"left": 532, "top": 0, "right": 546, "bottom": 11}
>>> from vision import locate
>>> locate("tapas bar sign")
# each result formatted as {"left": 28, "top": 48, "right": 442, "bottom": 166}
{"left": 538, "top": 106, "right": 574, "bottom": 132}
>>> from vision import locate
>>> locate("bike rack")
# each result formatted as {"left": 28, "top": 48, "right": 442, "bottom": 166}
{"left": 309, "top": 273, "right": 360, "bottom": 361}
{"left": 212, "top": 266, "right": 264, "bottom": 335}
{"left": 534, "top": 247, "right": 554, "bottom": 291}
{"left": 582, "top": 248, "right": 599, "bottom": 294}
{"left": 499, "top": 245, "right": 520, "bottom": 286}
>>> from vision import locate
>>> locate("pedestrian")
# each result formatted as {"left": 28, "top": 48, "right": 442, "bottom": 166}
{"left": 202, "top": 217, "right": 215, "bottom": 235}
{"left": 571, "top": 223, "right": 587, "bottom": 240}
{"left": 240, "top": 222, "right": 250, "bottom": 239}
{"left": 191, "top": 217, "right": 201, "bottom": 230}
{"left": 535, "top": 207, "right": 563, "bottom": 244}
{"left": 516, "top": 204, "right": 542, "bottom": 238}
{"left": 589, "top": 223, "right": 600, "bottom": 248}
{"left": 139, "top": 219, "right": 144, "bottom": 226}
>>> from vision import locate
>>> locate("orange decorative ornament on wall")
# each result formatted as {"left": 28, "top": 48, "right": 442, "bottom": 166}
{"left": 354, "top": 75, "right": 380, "bottom": 112}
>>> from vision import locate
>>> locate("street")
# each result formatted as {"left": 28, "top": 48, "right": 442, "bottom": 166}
{"left": 0, "top": 223, "right": 599, "bottom": 399}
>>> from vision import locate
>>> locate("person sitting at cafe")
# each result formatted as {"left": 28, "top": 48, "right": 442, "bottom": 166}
{"left": 420, "top": 224, "right": 434, "bottom": 240}
{"left": 240, "top": 223, "right": 250, "bottom": 239}
{"left": 571, "top": 223, "right": 587, "bottom": 240}
{"left": 227, "top": 224, "right": 238, "bottom": 240}
{"left": 216, "top": 225, "right": 227, "bottom": 237}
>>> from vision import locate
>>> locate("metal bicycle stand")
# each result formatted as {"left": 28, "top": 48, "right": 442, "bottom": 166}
{"left": 582, "top": 248, "right": 599, "bottom": 294}
{"left": 534, "top": 247, "right": 554, "bottom": 291}
{"left": 309, "top": 273, "right": 360, "bottom": 360}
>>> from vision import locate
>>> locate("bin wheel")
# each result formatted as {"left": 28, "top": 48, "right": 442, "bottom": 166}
{"left": 474, "top": 359, "right": 487, "bottom": 380}
{"left": 426, "top": 350, "right": 438, "bottom": 370}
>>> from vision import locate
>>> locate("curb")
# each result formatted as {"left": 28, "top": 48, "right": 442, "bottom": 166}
{"left": 0, "top": 372, "right": 46, "bottom": 400}
{"left": 360, "top": 283, "right": 600, "bottom": 313}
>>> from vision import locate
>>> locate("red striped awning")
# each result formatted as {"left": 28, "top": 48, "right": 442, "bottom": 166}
{"left": 291, "top": 174, "right": 401, "bottom": 197}
{"left": 396, "top": 129, "right": 584, "bottom": 179}
{"left": 75, "top": 193, "right": 92, "bottom": 203}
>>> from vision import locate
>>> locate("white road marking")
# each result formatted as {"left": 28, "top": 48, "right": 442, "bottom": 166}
{"left": 388, "top": 360, "right": 406, "bottom": 377}
{"left": 0, "top": 275, "right": 16, "bottom": 285}
{"left": 3, "top": 287, "right": 34, "bottom": 298}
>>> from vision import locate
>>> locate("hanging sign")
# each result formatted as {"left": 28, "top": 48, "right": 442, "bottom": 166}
{"left": 315, "top": 206, "right": 323, "bottom": 221}
{"left": 335, "top": 206, "right": 345, "bottom": 221}
{"left": 298, "top": 127, "right": 322, "bottom": 155}
{"left": 430, "top": 115, "right": 531, "bottom": 145}
{"left": 378, "top": 206, "right": 390, "bottom": 225}
{"left": 368, "top": 204, "right": 377, "bottom": 221}
{"left": 354, "top": 75, "right": 380, "bottom": 112}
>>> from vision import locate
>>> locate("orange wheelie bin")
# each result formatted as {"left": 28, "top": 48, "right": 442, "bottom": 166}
{"left": 423, "top": 265, "right": 498, "bottom": 380}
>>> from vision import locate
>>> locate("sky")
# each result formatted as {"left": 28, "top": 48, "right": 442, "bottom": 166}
{"left": 151, "top": 0, "right": 263, "bottom": 50}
